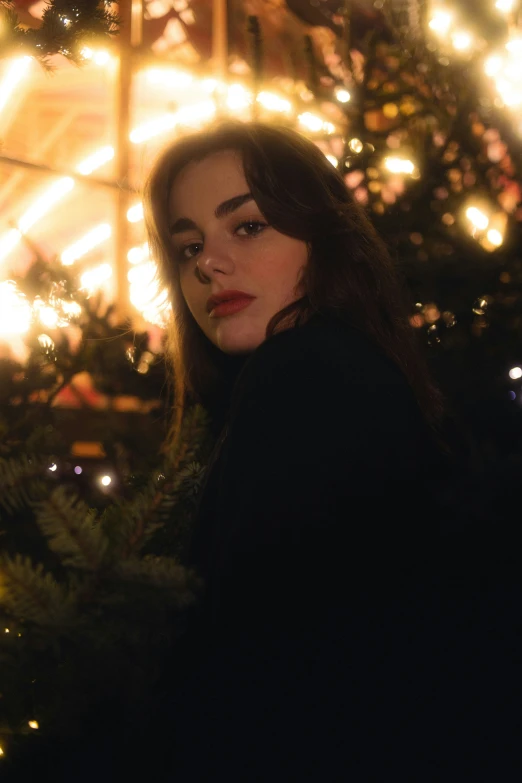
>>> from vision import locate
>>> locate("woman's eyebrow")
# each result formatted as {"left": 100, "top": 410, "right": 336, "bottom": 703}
{"left": 170, "top": 192, "right": 254, "bottom": 235}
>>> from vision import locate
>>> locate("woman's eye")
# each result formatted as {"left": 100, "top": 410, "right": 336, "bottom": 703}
{"left": 177, "top": 243, "right": 201, "bottom": 262}
{"left": 175, "top": 220, "right": 266, "bottom": 262}
{"left": 235, "top": 220, "right": 267, "bottom": 237}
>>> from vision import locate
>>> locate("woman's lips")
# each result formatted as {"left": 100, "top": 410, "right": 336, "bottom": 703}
{"left": 209, "top": 297, "right": 255, "bottom": 318}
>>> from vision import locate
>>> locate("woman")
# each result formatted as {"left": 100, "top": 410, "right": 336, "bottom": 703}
{"left": 137, "top": 120, "right": 514, "bottom": 778}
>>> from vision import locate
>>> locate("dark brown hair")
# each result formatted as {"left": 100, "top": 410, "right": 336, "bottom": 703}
{"left": 143, "top": 119, "right": 451, "bottom": 456}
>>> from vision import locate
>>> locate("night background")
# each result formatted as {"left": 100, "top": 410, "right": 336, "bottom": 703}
{"left": 1, "top": 0, "right": 522, "bottom": 771}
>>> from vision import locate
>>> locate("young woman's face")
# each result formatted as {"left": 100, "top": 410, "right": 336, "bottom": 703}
{"left": 168, "top": 149, "right": 309, "bottom": 355}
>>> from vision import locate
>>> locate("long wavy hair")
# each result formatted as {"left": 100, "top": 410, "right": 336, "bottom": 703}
{"left": 143, "top": 119, "right": 453, "bottom": 457}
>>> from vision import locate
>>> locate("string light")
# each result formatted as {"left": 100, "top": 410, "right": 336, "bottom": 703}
{"left": 0, "top": 56, "right": 32, "bottom": 113}
{"left": 127, "top": 203, "right": 144, "bottom": 223}
{"left": 335, "top": 88, "right": 351, "bottom": 103}
{"left": 466, "top": 206, "right": 489, "bottom": 231}
{"left": 80, "top": 263, "right": 113, "bottom": 294}
{"left": 76, "top": 146, "right": 115, "bottom": 175}
{"left": 28, "top": 721, "right": 39, "bottom": 730}
{"left": 49, "top": 464, "right": 57, "bottom": 472}
{"left": 383, "top": 157, "right": 416, "bottom": 175}
{"left": 61, "top": 224, "right": 112, "bottom": 266}
{"left": 509, "top": 366, "right": 522, "bottom": 379}
{"left": 0, "top": 281, "right": 32, "bottom": 336}
{"left": 100, "top": 475, "right": 112, "bottom": 487}
{"left": 487, "top": 228, "right": 503, "bottom": 246}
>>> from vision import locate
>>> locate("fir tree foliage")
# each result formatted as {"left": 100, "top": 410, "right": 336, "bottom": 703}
{"left": 0, "top": 1, "right": 119, "bottom": 69}
{"left": 0, "top": 258, "right": 215, "bottom": 759}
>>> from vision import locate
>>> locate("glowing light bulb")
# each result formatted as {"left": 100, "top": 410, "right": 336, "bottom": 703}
{"left": 100, "top": 475, "right": 112, "bottom": 486}
{"left": 487, "top": 228, "right": 503, "bottom": 246}
{"left": 452, "top": 31, "right": 472, "bottom": 51}
{"left": 80, "top": 263, "right": 113, "bottom": 293}
{"left": 384, "top": 157, "right": 415, "bottom": 175}
{"left": 0, "top": 281, "right": 32, "bottom": 336}
{"left": 76, "top": 146, "right": 114, "bottom": 175}
{"left": 466, "top": 206, "right": 489, "bottom": 231}
{"left": 335, "top": 88, "right": 351, "bottom": 103}
{"left": 28, "top": 721, "right": 39, "bottom": 730}
{"left": 61, "top": 224, "right": 112, "bottom": 266}
{"left": 127, "top": 203, "right": 144, "bottom": 223}
{"left": 74, "top": 466, "right": 83, "bottom": 475}
{"left": 49, "top": 464, "right": 57, "bottom": 472}
{"left": 349, "top": 138, "right": 364, "bottom": 153}
{"left": 509, "top": 366, "right": 522, "bottom": 379}
{"left": 0, "top": 56, "right": 32, "bottom": 113}
{"left": 429, "top": 11, "right": 452, "bottom": 35}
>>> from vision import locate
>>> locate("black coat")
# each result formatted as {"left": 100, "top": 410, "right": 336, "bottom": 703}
{"left": 148, "top": 312, "right": 522, "bottom": 778}
{"left": 15, "top": 313, "right": 519, "bottom": 781}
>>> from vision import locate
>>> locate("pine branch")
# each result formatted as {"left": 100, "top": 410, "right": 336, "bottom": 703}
{"left": 0, "top": 0, "right": 120, "bottom": 70}
{"left": 31, "top": 486, "right": 108, "bottom": 571}
{"left": 0, "top": 455, "right": 49, "bottom": 516}
{"left": 0, "top": 553, "right": 77, "bottom": 627}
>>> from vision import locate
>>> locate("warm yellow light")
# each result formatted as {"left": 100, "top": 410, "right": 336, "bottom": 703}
{"left": 452, "top": 31, "right": 472, "bottom": 51}
{"left": 226, "top": 84, "right": 251, "bottom": 111}
{"left": 80, "top": 47, "right": 111, "bottom": 65}
{"left": 495, "top": 0, "right": 515, "bottom": 11}
{"left": 335, "top": 88, "right": 351, "bottom": 103}
{"left": 127, "top": 243, "right": 149, "bottom": 265}
{"left": 487, "top": 228, "right": 503, "bottom": 246}
{"left": 485, "top": 56, "right": 503, "bottom": 77}
{"left": 298, "top": 112, "right": 335, "bottom": 134}
{"left": 509, "top": 366, "right": 522, "bottom": 379}
{"left": 325, "top": 155, "right": 338, "bottom": 168}
{"left": 0, "top": 745, "right": 3, "bottom": 755}
{"left": 0, "top": 281, "right": 32, "bottom": 336}
{"left": 100, "top": 475, "right": 112, "bottom": 486}
{"left": 76, "top": 146, "right": 114, "bottom": 175}
{"left": 61, "top": 224, "right": 112, "bottom": 266}
{"left": 128, "top": 262, "right": 170, "bottom": 325}
{"left": 36, "top": 304, "right": 59, "bottom": 329}
{"left": 349, "top": 138, "right": 364, "bottom": 153}
{"left": 127, "top": 203, "right": 144, "bottom": 223}
{"left": 496, "top": 78, "right": 522, "bottom": 107}
{"left": 80, "top": 263, "right": 113, "bottom": 293}
{"left": 145, "top": 68, "right": 193, "bottom": 88}
{"left": 0, "top": 228, "right": 22, "bottom": 261}
{"left": 0, "top": 56, "right": 32, "bottom": 113}
{"left": 130, "top": 113, "right": 177, "bottom": 143}
{"left": 4, "top": 628, "right": 9, "bottom": 633}
{"left": 384, "top": 157, "right": 415, "bottom": 175}
{"left": 466, "top": 206, "right": 489, "bottom": 231}
{"left": 428, "top": 11, "right": 453, "bottom": 35}
{"left": 38, "top": 334, "right": 55, "bottom": 350}
{"left": 256, "top": 91, "right": 292, "bottom": 114}
{"left": 59, "top": 300, "right": 82, "bottom": 318}
{"left": 93, "top": 50, "right": 111, "bottom": 66}
{"left": 19, "top": 178, "right": 74, "bottom": 234}
{"left": 506, "top": 38, "right": 522, "bottom": 55}
{"left": 28, "top": 721, "right": 39, "bottom": 730}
